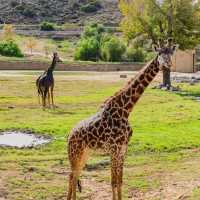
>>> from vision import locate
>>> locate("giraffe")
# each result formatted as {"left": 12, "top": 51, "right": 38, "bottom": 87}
{"left": 67, "top": 40, "right": 177, "bottom": 200}
{"left": 36, "top": 52, "right": 62, "bottom": 108}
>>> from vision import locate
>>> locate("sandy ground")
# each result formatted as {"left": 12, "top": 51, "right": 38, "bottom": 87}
{"left": 0, "top": 70, "right": 200, "bottom": 81}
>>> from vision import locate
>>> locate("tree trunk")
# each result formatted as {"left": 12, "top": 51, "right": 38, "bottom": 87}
{"left": 162, "top": 67, "right": 171, "bottom": 89}
{"left": 162, "top": 0, "right": 173, "bottom": 90}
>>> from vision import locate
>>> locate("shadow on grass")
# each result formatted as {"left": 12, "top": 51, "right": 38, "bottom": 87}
{"left": 51, "top": 111, "right": 75, "bottom": 115}
{"left": 174, "top": 90, "right": 200, "bottom": 99}
{"left": 85, "top": 160, "right": 110, "bottom": 171}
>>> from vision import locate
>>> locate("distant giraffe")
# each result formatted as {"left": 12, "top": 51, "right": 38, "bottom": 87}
{"left": 67, "top": 40, "right": 177, "bottom": 200}
{"left": 36, "top": 52, "right": 62, "bottom": 108}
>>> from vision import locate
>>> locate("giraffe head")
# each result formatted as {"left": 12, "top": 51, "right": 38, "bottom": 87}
{"left": 154, "top": 39, "right": 177, "bottom": 70}
{"left": 53, "top": 52, "right": 62, "bottom": 63}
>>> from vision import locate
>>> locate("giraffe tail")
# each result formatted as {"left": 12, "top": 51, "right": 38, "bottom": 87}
{"left": 77, "top": 179, "right": 82, "bottom": 193}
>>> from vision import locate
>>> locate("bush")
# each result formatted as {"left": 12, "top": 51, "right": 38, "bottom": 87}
{"left": 0, "top": 41, "right": 23, "bottom": 57}
{"left": 74, "top": 37, "right": 99, "bottom": 61}
{"left": 145, "top": 51, "right": 156, "bottom": 61}
{"left": 100, "top": 37, "right": 126, "bottom": 62}
{"left": 10, "top": 0, "right": 19, "bottom": 7}
{"left": 126, "top": 47, "right": 147, "bottom": 62}
{"left": 22, "top": 7, "right": 36, "bottom": 18}
{"left": 40, "top": 22, "right": 55, "bottom": 31}
{"left": 74, "top": 23, "right": 105, "bottom": 61}
{"left": 80, "top": 1, "right": 101, "bottom": 13}
{"left": 83, "top": 23, "right": 105, "bottom": 39}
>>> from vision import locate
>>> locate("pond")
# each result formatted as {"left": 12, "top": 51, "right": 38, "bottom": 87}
{"left": 0, "top": 131, "right": 51, "bottom": 148}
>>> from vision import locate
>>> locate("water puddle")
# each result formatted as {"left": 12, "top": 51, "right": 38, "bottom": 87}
{"left": 0, "top": 131, "right": 51, "bottom": 148}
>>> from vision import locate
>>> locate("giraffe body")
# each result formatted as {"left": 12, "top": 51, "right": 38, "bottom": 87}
{"left": 67, "top": 43, "right": 177, "bottom": 200}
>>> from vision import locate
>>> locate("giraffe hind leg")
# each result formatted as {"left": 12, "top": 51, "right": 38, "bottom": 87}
{"left": 42, "top": 87, "right": 48, "bottom": 108}
{"left": 67, "top": 148, "right": 88, "bottom": 200}
{"left": 37, "top": 87, "right": 42, "bottom": 105}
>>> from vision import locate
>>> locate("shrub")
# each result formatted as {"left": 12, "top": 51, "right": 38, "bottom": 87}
{"left": 2, "top": 24, "right": 15, "bottom": 41}
{"left": 40, "top": 22, "right": 55, "bottom": 31}
{"left": 80, "top": 1, "right": 101, "bottom": 13}
{"left": 145, "top": 51, "right": 156, "bottom": 61}
{"left": 83, "top": 23, "right": 105, "bottom": 40}
{"left": 126, "top": 47, "right": 147, "bottom": 62}
{"left": 22, "top": 7, "right": 36, "bottom": 18}
{"left": 74, "top": 37, "right": 99, "bottom": 61}
{"left": 0, "top": 41, "right": 23, "bottom": 57}
{"left": 10, "top": 0, "right": 19, "bottom": 7}
{"left": 100, "top": 37, "right": 126, "bottom": 62}
{"left": 74, "top": 23, "right": 105, "bottom": 61}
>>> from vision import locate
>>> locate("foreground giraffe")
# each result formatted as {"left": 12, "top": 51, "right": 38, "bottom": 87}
{"left": 67, "top": 41, "right": 177, "bottom": 200}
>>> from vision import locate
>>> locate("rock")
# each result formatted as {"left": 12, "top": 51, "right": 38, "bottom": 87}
{"left": 8, "top": 106, "right": 15, "bottom": 109}
{"left": 196, "top": 97, "right": 200, "bottom": 102}
{"left": 120, "top": 74, "right": 127, "bottom": 78}
{"left": 189, "top": 80, "right": 195, "bottom": 85}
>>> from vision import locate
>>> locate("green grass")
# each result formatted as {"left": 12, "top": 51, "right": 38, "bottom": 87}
{"left": 0, "top": 71, "right": 200, "bottom": 199}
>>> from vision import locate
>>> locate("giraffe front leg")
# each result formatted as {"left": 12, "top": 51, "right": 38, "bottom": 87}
{"left": 50, "top": 88, "right": 54, "bottom": 108}
{"left": 111, "top": 156, "right": 119, "bottom": 200}
{"left": 111, "top": 152, "right": 125, "bottom": 200}
{"left": 47, "top": 89, "right": 51, "bottom": 108}
{"left": 111, "top": 168, "right": 117, "bottom": 200}
{"left": 117, "top": 162, "right": 124, "bottom": 200}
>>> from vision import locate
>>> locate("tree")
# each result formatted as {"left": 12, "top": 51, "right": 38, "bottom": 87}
{"left": 119, "top": 0, "right": 200, "bottom": 88}
{"left": 25, "top": 37, "right": 37, "bottom": 54}
{"left": 100, "top": 36, "right": 126, "bottom": 62}
{"left": 1, "top": 24, "right": 15, "bottom": 41}
{"left": 74, "top": 23, "right": 105, "bottom": 61}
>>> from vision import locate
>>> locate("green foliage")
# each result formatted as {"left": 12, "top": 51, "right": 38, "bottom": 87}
{"left": 74, "top": 37, "right": 99, "bottom": 61}
{"left": 80, "top": 1, "right": 101, "bottom": 13}
{"left": 40, "top": 21, "right": 55, "bottom": 31}
{"left": 83, "top": 23, "right": 105, "bottom": 40}
{"left": 0, "top": 41, "right": 23, "bottom": 57}
{"left": 15, "top": 2, "right": 36, "bottom": 18}
{"left": 10, "top": 0, "right": 19, "bottom": 7}
{"left": 119, "top": 0, "right": 200, "bottom": 50}
{"left": 75, "top": 23, "right": 126, "bottom": 62}
{"left": 101, "top": 36, "right": 126, "bottom": 62}
{"left": 21, "top": 7, "right": 36, "bottom": 18}
{"left": 74, "top": 23, "right": 104, "bottom": 61}
{"left": 126, "top": 47, "right": 147, "bottom": 62}
{"left": 145, "top": 51, "right": 156, "bottom": 61}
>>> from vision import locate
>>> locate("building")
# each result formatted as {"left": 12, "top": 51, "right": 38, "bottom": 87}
{"left": 172, "top": 50, "right": 197, "bottom": 73}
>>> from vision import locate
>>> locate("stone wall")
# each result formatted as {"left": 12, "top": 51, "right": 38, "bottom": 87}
{"left": 0, "top": 60, "right": 144, "bottom": 71}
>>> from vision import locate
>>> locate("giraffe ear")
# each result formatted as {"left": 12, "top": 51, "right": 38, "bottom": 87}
{"left": 153, "top": 45, "right": 160, "bottom": 52}
{"left": 172, "top": 45, "right": 178, "bottom": 52}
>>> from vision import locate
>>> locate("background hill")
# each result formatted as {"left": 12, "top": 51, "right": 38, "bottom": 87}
{"left": 0, "top": 0, "right": 121, "bottom": 25}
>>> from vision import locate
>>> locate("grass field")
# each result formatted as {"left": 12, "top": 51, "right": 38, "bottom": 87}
{"left": 0, "top": 71, "right": 200, "bottom": 200}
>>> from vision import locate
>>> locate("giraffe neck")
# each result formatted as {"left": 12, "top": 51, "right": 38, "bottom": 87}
{"left": 104, "top": 56, "right": 160, "bottom": 116}
{"left": 47, "top": 57, "right": 57, "bottom": 74}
